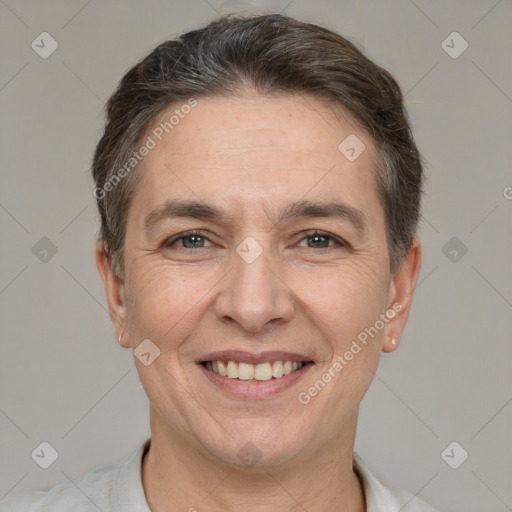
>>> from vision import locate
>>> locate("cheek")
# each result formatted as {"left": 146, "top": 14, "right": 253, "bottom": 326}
{"left": 124, "top": 240, "right": 388, "bottom": 351}
{"left": 323, "top": 262, "right": 387, "bottom": 397}
{"left": 125, "top": 261, "right": 218, "bottom": 345}
{"left": 295, "top": 257, "right": 387, "bottom": 342}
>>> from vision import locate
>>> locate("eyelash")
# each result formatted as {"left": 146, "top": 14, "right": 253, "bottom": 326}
{"left": 163, "top": 229, "right": 347, "bottom": 250}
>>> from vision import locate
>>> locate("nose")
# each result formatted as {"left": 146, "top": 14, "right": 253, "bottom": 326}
{"left": 213, "top": 241, "right": 295, "bottom": 333}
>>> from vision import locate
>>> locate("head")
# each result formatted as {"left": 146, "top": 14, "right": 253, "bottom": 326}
{"left": 94, "top": 14, "right": 423, "bottom": 469}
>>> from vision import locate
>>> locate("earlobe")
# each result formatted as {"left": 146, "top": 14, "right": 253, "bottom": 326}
{"left": 117, "top": 329, "right": 130, "bottom": 348}
{"left": 382, "top": 335, "right": 400, "bottom": 353}
{"left": 381, "top": 237, "right": 422, "bottom": 354}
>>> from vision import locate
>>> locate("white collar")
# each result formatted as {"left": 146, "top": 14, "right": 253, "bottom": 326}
{"left": 111, "top": 438, "right": 438, "bottom": 511}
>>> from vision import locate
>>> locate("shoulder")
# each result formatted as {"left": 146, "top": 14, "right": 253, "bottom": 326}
{"left": 353, "top": 452, "right": 441, "bottom": 512}
{"left": 0, "top": 463, "right": 120, "bottom": 512}
{"left": 0, "top": 439, "right": 151, "bottom": 512}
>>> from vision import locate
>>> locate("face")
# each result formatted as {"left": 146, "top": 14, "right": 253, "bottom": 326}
{"left": 97, "top": 93, "right": 421, "bottom": 469}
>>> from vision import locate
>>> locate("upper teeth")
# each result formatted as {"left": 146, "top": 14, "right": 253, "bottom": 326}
{"left": 205, "top": 360, "right": 303, "bottom": 380}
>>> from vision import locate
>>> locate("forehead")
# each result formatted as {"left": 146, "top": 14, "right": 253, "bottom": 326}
{"left": 147, "top": 93, "right": 371, "bottom": 162}
{"left": 130, "top": 93, "right": 382, "bottom": 230}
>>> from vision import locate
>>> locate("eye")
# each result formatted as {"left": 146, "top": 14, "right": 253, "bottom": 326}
{"left": 162, "top": 229, "right": 347, "bottom": 251}
{"left": 163, "top": 230, "right": 214, "bottom": 249}
{"left": 296, "top": 230, "right": 346, "bottom": 249}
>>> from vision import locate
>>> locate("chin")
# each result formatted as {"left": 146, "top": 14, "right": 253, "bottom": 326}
{"left": 196, "top": 421, "right": 313, "bottom": 470}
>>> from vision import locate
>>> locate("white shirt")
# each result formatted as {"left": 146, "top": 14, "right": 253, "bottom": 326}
{"left": 0, "top": 438, "right": 439, "bottom": 511}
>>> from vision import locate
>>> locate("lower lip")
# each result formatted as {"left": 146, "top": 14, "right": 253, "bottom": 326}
{"left": 198, "top": 363, "right": 313, "bottom": 399}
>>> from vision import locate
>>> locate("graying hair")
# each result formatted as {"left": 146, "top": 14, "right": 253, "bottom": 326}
{"left": 92, "top": 13, "right": 424, "bottom": 278}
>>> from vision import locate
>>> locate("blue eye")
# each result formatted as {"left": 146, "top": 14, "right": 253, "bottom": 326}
{"left": 164, "top": 230, "right": 212, "bottom": 249}
{"left": 298, "top": 230, "right": 345, "bottom": 249}
{"left": 163, "top": 230, "right": 346, "bottom": 250}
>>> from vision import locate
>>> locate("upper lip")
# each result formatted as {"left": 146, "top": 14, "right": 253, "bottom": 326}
{"left": 198, "top": 351, "right": 313, "bottom": 365}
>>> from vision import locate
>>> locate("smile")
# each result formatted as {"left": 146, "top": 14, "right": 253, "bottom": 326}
{"left": 202, "top": 360, "right": 304, "bottom": 380}
{"left": 197, "top": 350, "right": 315, "bottom": 398}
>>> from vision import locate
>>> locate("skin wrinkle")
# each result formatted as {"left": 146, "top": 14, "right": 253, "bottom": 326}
{"left": 142, "top": 196, "right": 370, "bottom": 247}
{"left": 96, "top": 93, "right": 421, "bottom": 512}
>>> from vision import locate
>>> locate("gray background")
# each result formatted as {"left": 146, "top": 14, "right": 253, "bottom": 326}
{"left": 1, "top": 1, "right": 511, "bottom": 510}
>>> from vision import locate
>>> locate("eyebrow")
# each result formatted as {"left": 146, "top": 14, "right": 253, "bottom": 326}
{"left": 144, "top": 199, "right": 368, "bottom": 235}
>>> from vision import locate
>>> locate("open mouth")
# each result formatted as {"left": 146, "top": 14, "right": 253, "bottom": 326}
{"left": 201, "top": 360, "right": 313, "bottom": 381}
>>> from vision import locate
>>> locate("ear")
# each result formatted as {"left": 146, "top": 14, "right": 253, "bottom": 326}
{"left": 382, "top": 236, "right": 422, "bottom": 353}
{"left": 95, "top": 241, "right": 130, "bottom": 348}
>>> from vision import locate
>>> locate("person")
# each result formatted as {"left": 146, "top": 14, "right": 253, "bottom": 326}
{"left": 1, "top": 13, "right": 440, "bottom": 511}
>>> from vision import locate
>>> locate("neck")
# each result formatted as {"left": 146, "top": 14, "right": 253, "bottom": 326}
{"left": 142, "top": 407, "right": 366, "bottom": 512}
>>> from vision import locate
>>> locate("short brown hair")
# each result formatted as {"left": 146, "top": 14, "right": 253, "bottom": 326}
{"left": 92, "top": 13, "right": 424, "bottom": 278}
